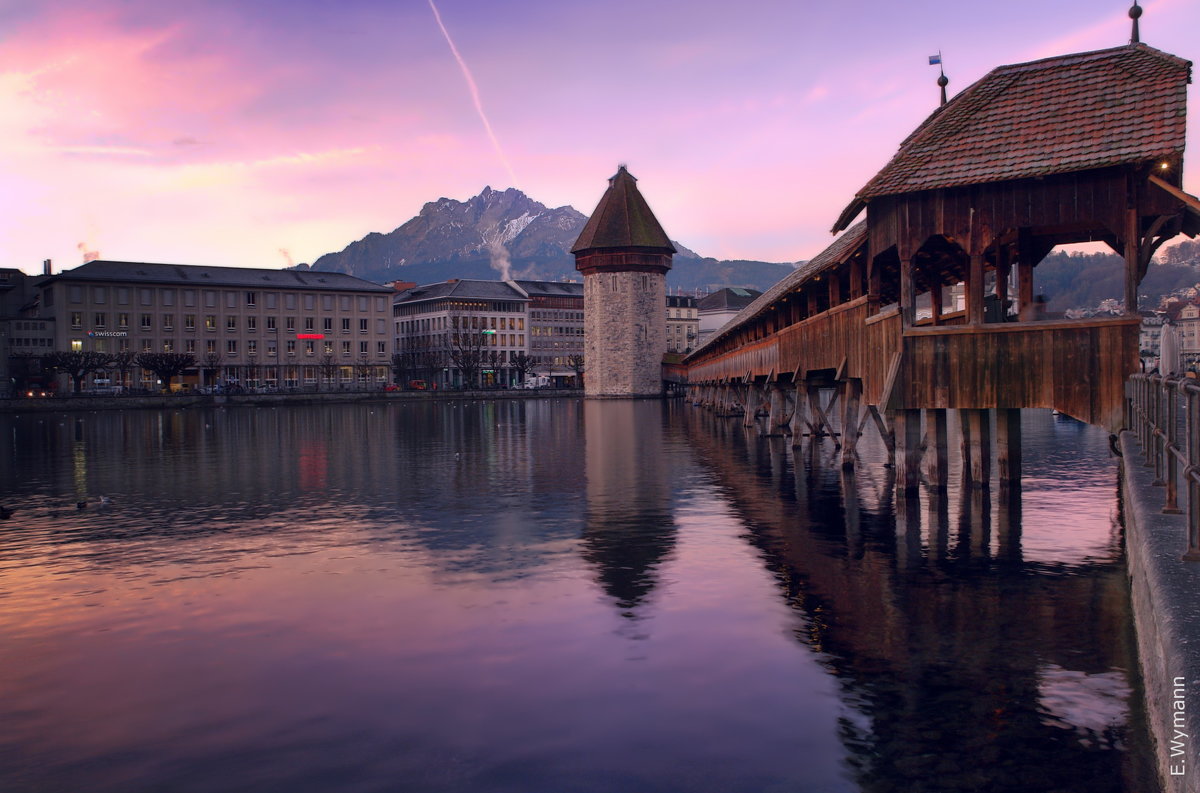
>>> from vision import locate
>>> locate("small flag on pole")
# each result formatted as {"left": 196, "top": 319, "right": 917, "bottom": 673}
{"left": 928, "top": 54, "right": 942, "bottom": 65}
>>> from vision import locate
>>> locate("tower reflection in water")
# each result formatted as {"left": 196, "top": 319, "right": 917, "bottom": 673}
{"left": 683, "top": 405, "right": 1150, "bottom": 792}
{"left": 581, "top": 400, "right": 678, "bottom": 619}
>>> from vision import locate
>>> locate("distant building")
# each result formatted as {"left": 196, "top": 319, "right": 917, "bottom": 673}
{"left": 1177, "top": 303, "right": 1200, "bottom": 370}
{"left": 665, "top": 294, "right": 699, "bottom": 354}
{"left": 573, "top": 166, "right": 674, "bottom": 398}
{"left": 31, "top": 260, "right": 393, "bottom": 390}
{"left": 516, "top": 280, "right": 584, "bottom": 385}
{"left": 0, "top": 265, "right": 54, "bottom": 397}
{"left": 697, "top": 287, "right": 762, "bottom": 346}
{"left": 393, "top": 279, "right": 529, "bottom": 388}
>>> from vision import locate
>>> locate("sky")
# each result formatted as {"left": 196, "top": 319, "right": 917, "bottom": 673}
{"left": 1, "top": 0, "right": 1198, "bottom": 275}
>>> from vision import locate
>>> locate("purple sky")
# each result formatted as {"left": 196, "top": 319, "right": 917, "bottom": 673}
{"left": 1, "top": 0, "right": 1197, "bottom": 275}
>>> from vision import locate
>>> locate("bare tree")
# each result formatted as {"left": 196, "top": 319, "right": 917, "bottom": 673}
{"left": 354, "top": 356, "right": 375, "bottom": 389}
{"left": 201, "top": 352, "right": 223, "bottom": 389}
{"left": 109, "top": 350, "right": 136, "bottom": 390}
{"left": 318, "top": 354, "right": 339, "bottom": 391}
{"left": 509, "top": 351, "right": 537, "bottom": 385}
{"left": 449, "top": 314, "right": 489, "bottom": 389}
{"left": 567, "top": 354, "right": 585, "bottom": 388}
{"left": 41, "top": 350, "right": 114, "bottom": 394}
{"left": 390, "top": 352, "right": 410, "bottom": 386}
{"left": 134, "top": 352, "right": 196, "bottom": 392}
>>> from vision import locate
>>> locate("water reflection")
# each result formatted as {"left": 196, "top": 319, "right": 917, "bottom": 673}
{"left": 0, "top": 402, "right": 1150, "bottom": 792}
{"left": 680, "top": 406, "right": 1150, "bottom": 792}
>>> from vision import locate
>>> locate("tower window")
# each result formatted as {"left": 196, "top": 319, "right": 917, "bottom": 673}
{"left": 642, "top": 275, "right": 648, "bottom": 290}
{"left": 611, "top": 275, "right": 617, "bottom": 291}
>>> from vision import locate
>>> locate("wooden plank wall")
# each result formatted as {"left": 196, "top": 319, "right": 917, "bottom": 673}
{"left": 897, "top": 317, "right": 1140, "bottom": 432}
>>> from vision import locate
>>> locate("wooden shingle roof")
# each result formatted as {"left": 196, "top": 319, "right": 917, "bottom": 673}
{"left": 571, "top": 166, "right": 676, "bottom": 255}
{"left": 833, "top": 44, "right": 1192, "bottom": 232}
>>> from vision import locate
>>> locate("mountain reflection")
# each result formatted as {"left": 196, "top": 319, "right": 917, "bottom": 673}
{"left": 680, "top": 407, "right": 1149, "bottom": 792}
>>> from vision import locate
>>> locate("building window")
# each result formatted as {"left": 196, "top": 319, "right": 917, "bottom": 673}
{"left": 359, "top": 318, "right": 368, "bottom": 333}
{"left": 342, "top": 341, "right": 351, "bottom": 356}
{"left": 342, "top": 318, "right": 351, "bottom": 333}
{"left": 142, "top": 339, "right": 153, "bottom": 352}
{"left": 377, "top": 341, "right": 386, "bottom": 354}
{"left": 70, "top": 312, "right": 82, "bottom": 329}
{"left": 140, "top": 313, "right": 152, "bottom": 330}
{"left": 246, "top": 291, "right": 257, "bottom": 307}
{"left": 248, "top": 340, "right": 258, "bottom": 356}
{"left": 226, "top": 316, "right": 237, "bottom": 331}
{"left": 267, "top": 341, "right": 277, "bottom": 357}
{"left": 305, "top": 340, "right": 315, "bottom": 356}
{"left": 206, "top": 340, "right": 217, "bottom": 354}
{"left": 323, "top": 317, "right": 332, "bottom": 332}
{"left": 185, "top": 340, "right": 196, "bottom": 353}
{"left": 185, "top": 314, "right": 196, "bottom": 331}
{"left": 247, "top": 316, "right": 257, "bottom": 331}
{"left": 287, "top": 340, "right": 296, "bottom": 356}
{"left": 286, "top": 317, "right": 296, "bottom": 332}
{"left": 225, "top": 292, "right": 237, "bottom": 309}
{"left": 324, "top": 341, "right": 333, "bottom": 355}
{"left": 163, "top": 314, "right": 174, "bottom": 330}
{"left": 93, "top": 312, "right": 106, "bottom": 327}
{"left": 304, "top": 317, "right": 315, "bottom": 331}
{"left": 226, "top": 340, "right": 238, "bottom": 355}
{"left": 70, "top": 338, "right": 82, "bottom": 351}
{"left": 267, "top": 316, "right": 277, "bottom": 332}
{"left": 162, "top": 340, "right": 174, "bottom": 352}
{"left": 205, "top": 315, "right": 217, "bottom": 330}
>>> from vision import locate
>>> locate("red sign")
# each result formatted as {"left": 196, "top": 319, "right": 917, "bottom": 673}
{"left": 296, "top": 333, "right": 325, "bottom": 339}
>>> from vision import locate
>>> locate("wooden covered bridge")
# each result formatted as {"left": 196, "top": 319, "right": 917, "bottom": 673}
{"left": 684, "top": 38, "right": 1200, "bottom": 489}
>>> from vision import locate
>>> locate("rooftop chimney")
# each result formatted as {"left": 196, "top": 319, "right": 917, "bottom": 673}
{"left": 43, "top": 259, "right": 51, "bottom": 276}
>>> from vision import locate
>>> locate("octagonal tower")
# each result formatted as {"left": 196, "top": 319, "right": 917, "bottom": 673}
{"left": 571, "top": 166, "right": 675, "bottom": 398}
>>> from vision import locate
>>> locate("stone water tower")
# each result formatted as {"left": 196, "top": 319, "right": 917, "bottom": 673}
{"left": 571, "top": 166, "right": 675, "bottom": 398}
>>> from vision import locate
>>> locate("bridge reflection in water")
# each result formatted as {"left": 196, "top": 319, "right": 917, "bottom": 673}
{"left": 0, "top": 400, "right": 1151, "bottom": 792}
{"left": 678, "top": 401, "right": 1151, "bottom": 791}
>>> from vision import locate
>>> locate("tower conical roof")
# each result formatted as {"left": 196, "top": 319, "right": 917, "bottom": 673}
{"left": 571, "top": 166, "right": 676, "bottom": 255}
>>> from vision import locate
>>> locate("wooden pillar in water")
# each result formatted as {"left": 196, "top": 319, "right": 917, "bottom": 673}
{"left": 742, "top": 384, "right": 758, "bottom": 428}
{"left": 791, "top": 381, "right": 808, "bottom": 448}
{"left": 926, "top": 408, "right": 949, "bottom": 488}
{"left": 766, "top": 384, "right": 787, "bottom": 436}
{"left": 807, "top": 385, "right": 825, "bottom": 438}
{"left": 841, "top": 379, "right": 862, "bottom": 469}
{"left": 895, "top": 408, "right": 923, "bottom": 491}
{"left": 960, "top": 409, "right": 992, "bottom": 486}
{"left": 996, "top": 408, "right": 1021, "bottom": 487}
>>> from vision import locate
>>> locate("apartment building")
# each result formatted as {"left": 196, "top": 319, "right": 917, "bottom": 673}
{"left": 35, "top": 260, "right": 393, "bottom": 389}
{"left": 665, "top": 294, "right": 699, "bottom": 354}
{"left": 393, "top": 279, "right": 529, "bottom": 388}
{"left": 519, "top": 280, "right": 584, "bottom": 385}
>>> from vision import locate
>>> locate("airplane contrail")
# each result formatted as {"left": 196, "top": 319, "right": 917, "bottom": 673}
{"left": 427, "top": 0, "right": 520, "bottom": 189}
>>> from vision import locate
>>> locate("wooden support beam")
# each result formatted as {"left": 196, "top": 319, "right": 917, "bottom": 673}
{"left": 792, "top": 381, "right": 809, "bottom": 448}
{"left": 766, "top": 384, "right": 787, "bottom": 437}
{"left": 960, "top": 409, "right": 992, "bottom": 486}
{"left": 1016, "top": 229, "right": 1036, "bottom": 321}
{"left": 895, "top": 408, "right": 923, "bottom": 492}
{"left": 1124, "top": 205, "right": 1140, "bottom": 315}
{"left": 996, "top": 408, "right": 1021, "bottom": 488}
{"left": 927, "top": 408, "right": 949, "bottom": 489}
{"left": 841, "top": 379, "right": 862, "bottom": 469}
{"left": 967, "top": 252, "right": 985, "bottom": 325}
{"left": 900, "top": 256, "right": 916, "bottom": 327}
{"left": 869, "top": 405, "right": 895, "bottom": 459}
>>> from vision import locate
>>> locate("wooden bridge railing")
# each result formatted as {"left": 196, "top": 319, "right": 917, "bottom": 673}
{"left": 1127, "top": 373, "right": 1200, "bottom": 561}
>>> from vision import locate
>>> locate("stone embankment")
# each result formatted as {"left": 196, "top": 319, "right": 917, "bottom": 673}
{"left": 0, "top": 389, "right": 583, "bottom": 414}
{"left": 1119, "top": 431, "right": 1200, "bottom": 793}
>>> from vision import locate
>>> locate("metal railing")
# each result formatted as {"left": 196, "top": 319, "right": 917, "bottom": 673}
{"left": 1127, "top": 373, "right": 1200, "bottom": 560}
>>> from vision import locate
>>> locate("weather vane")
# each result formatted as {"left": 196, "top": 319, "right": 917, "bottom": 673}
{"left": 929, "top": 51, "right": 949, "bottom": 106}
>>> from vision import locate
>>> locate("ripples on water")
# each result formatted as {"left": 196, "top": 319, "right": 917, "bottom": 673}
{"left": 0, "top": 401, "right": 1151, "bottom": 792}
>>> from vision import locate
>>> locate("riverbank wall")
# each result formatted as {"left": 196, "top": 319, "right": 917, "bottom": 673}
{"left": 0, "top": 388, "right": 584, "bottom": 414}
{"left": 1119, "top": 431, "right": 1200, "bottom": 793}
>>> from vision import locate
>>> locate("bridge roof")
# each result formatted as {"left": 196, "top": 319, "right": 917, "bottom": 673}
{"left": 686, "top": 222, "right": 868, "bottom": 361}
{"left": 833, "top": 44, "right": 1192, "bottom": 232}
{"left": 571, "top": 166, "right": 676, "bottom": 255}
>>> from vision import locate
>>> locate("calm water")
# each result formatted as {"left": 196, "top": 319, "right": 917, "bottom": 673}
{"left": 0, "top": 400, "right": 1151, "bottom": 792}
